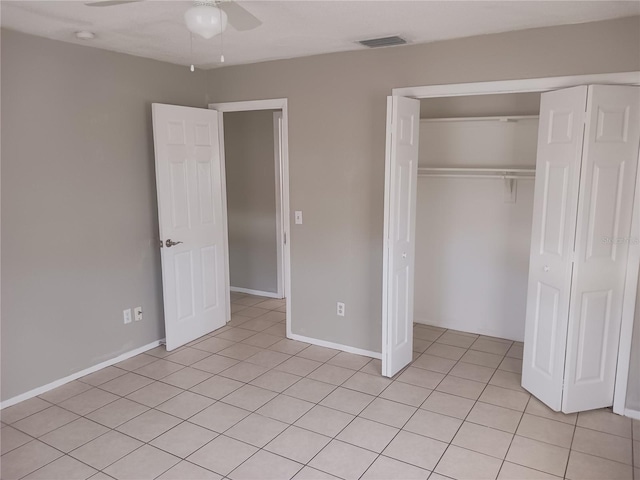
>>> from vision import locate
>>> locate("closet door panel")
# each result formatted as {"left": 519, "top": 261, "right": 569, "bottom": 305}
{"left": 523, "top": 86, "right": 587, "bottom": 411}
{"left": 562, "top": 85, "right": 640, "bottom": 413}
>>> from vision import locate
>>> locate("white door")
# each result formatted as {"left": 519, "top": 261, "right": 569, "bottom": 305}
{"left": 562, "top": 85, "right": 640, "bottom": 412}
{"left": 382, "top": 96, "right": 420, "bottom": 377}
{"left": 522, "top": 87, "right": 588, "bottom": 410}
{"left": 152, "top": 104, "right": 228, "bottom": 351}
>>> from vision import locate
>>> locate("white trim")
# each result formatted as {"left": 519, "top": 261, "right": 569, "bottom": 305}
{"left": 381, "top": 96, "right": 393, "bottom": 377}
{"left": 392, "top": 71, "right": 640, "bottom": 98}
{"left": 624, "top": 408, "right": 640, "bottom": 420}
{"left": 613, "top": 147, "right": 640, "bottom": 415}
{"left": 230, "top": 286, "right": 281, "bottom": 299}
{"left": 215, "top": 111, "right": 232, "bottom": 323}
{"left": 273, "top": 111, "right": 285, "bottom": 299}
{"left": 289, "top": 333, "right": 382, "bottom": 360}
{"left": 208, "top": 99, "right": 292, "bottom": 339}
{"left": 0, "top": 340, "right": 163, "bottom": 410}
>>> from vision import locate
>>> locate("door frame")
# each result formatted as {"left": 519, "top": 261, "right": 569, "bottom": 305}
{"left": 384, "top": 71, "right": 640, "bottom": 415}
{"left": 208, "top": 98, "right": 291, "bottom": 333}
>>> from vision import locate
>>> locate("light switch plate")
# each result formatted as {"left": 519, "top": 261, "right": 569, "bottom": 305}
{"left": 295, "top": 211, "right": 303, "bottom": 224}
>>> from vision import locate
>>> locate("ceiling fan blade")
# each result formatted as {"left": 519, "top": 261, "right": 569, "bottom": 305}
{"left": 85, "top": 0, "right": 143, "bottom": 7}
{"left": 218, "top": 1, "right": 262, "bottom": 31}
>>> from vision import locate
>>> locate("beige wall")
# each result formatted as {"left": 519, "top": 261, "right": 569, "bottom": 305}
{"left": 224, "top": 110, "right": 279, "bottom": 294}
{"left": 1, "top": 29, "right": 209, "bottom": 401}
{"left": 206, "top": 16, "right": 640, "bottom": 353}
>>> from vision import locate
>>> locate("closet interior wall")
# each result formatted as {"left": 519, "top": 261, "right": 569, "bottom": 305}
{"left": 415, "top": 93, "right": 541, "bottom": 342}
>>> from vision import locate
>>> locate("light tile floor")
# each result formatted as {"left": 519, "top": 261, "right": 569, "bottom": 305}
{"left": 2, "top": 293, "right": 639, "bottom": 480}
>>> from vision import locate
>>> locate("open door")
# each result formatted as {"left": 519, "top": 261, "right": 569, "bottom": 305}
{"left": 152, "top": 104, "right": 228, "bottom": 351}
{"left": 382, "top": 96, "right": 420, "bottom": 377}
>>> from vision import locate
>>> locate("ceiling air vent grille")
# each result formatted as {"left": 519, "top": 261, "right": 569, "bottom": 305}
{"left": 358, "top": 36, "right": 407, "bottom": 48}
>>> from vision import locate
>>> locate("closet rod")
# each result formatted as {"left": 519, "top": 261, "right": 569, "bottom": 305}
{"left": 419, "top": 167, "right": 535, "bottom": 173}
{"left": 420, "top": 115, "right": 539, "bottom": 123}
{"left": 418, "top": 173, "right": 535, "bottom": 179}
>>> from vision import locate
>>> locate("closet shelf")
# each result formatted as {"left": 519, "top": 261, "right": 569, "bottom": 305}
{"left": 418, "top": 166, "right": 536, "bottom": 179}
{"left": 420, "top": 115, "right": 539, "bottom": 123}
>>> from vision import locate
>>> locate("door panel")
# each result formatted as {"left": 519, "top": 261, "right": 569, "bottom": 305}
{"left": 522, "top": 86, "right": 588, "bottom": 411}
{"left": 153, "top": 104, "right": 227, "bottom": 351}
{"left": 562, "top": 85, "right": 640, "bottom": 412}
{"left": 382, "top": 96, "right": 420, "bottom": 377}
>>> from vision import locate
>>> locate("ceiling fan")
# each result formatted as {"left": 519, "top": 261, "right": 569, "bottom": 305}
{"left": 85, "top": 0, "right": 262, "bottom": 34}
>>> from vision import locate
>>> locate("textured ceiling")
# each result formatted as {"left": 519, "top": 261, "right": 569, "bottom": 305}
{"left": 2, "top": 1, "right": 639, "bottom": 69}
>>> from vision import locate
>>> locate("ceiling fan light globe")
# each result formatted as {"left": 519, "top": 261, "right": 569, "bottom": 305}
{"left": 184, "top": 5, "right": 228, "bottom": 40}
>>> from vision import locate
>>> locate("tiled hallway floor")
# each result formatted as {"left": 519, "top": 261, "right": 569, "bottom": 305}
{"left": 2, "top": 293, "right": 639, "bottom": 480}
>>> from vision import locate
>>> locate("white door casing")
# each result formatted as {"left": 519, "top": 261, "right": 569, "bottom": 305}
{"left": 562, "top": 85, "right": 640, "bottom": 412}
{"left": 522, "top": 86, "right": 588, "bottom": 411}
{"left": 382, "top": 96, "right": 420, "bottom": 377}
{"left": 152, "top": 103, "right": 228, "bottom": 351}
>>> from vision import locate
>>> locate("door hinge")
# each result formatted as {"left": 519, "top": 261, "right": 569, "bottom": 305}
{"left": 284, "top": 232, "right": 287, "bottom": 245}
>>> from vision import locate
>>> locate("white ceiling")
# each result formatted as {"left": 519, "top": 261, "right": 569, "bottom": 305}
{"left": 2, "top": 0, "right": 639, "bottom": 70}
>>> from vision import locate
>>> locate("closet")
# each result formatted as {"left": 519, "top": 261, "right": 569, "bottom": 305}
{"left": 414, "top": 93, "right": 541, "bottom": 342}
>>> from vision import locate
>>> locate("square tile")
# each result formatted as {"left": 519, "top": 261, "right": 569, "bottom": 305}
{"left": 22, "top": 454, "right": 97, "bottom": 480}
{"left": 218, "top": 343, "right": 264, "bottom": 361}
{"left": 165, "top": 348, "right": 212, "bottom": 366}
{"left": 341, "top": 372, "right": 392, "bottom": 395}
{"left": 161, "top": 367, "right": 212, "bottom": 390}
{"left": 276, "top": 357, "right": 322, "bottom": 376}
{"left": 498, "top": 462, "right": 561, "bottom": 479}
{"left": 242, "top": 332, "right": 282, "bottom": 348}
{"left": 250, "top": 370, "right": 302, "bottom": 393}
{"left": 156, "top": 391, "right": 214, "bottom": 419}
{"left": 577, "top": 408, "right": 632, "bottom": 438}
{"left": 187, "top": 435, "right": 258, "bottom": 476}
{"left": 265, "top": 426, "right": 331, "bottom": 464}
{"left": 116, "top": 409, "right": 182, "bottom": 442}
{"left": 436, "top": 375, "right": 485, "bottom": 400}
{"left": 360, "top": 398, "right": 417, "bottom": 428}
{"left": 421, "top": 391, "right": 475, "bottom": 419}
{"left": 516, "top": 413, "right": 575, "bottom": 448}
{"left": 270, "top": 339, "right": 310, "bottom": 355}
{"left": 190, "top": 375, "right": 243, "bottom": 400}
{"left": 506, "top": 435, "right": 570, "bottom": 477}
{"left": 396, "top": 367, "right": 444, "bottom": 390}
{"left": 59, "top": 388, "right": 119, "bottom": 415}
{"left": 525, "top": 397, "right": 577, "bottom": 425}
{"left": 116, "top": 354, "right": 158, "bottom": 371}
{"left": 294, "top": 405, "right": 354, "bottom": 437}
{"left": 38, "top": 381, "right": 92, "bottom": 404}
{"left": 134, "top": 359, "right": 184, "bottom": 380}
{"left": 79, "top": 367, "right": 127, "bottom": 387}
{"left": 222, "top": 384, "right": 277, "bottom": 411}
{"left": 414, "top": 326, "right": 444, "bottom": 342}
{"left": 403, "top": 409, "right": 462, "bottom": 443}
{"left": 237, "top": 318, "right": 277, "bottom": 332}
{"left": 218, "top": 362, "right": 269, "bottom": 383}
{"left": 150, "top": 422, "right": 217, "bottom": 458}
{"left": 146, "top": 346, "right": 173, "bottom": 358}
{"left": 125, "top": 381, "right": 182, "bottom": 407}
{"left": 436, "top": 332, "right": 477, "bottom": 348}
{"left": 1, "top": 426, "right": 32, "bottom": 455}
{"left": 360, "top": 455, "right": 430, "bottom": 480}
{"left": 13, "top": 406, "right": 79, "bottom": 437}
{"left": 225, "top": 413, "right": 288, "bottom": 447}
{"left": 293, "top": 466, "right": 341, "bottom": 479}
{"left": 257, "top": 395, "right": 315, "bottom": 424}
{"left": 190, "top": 337, "right": 236, "bottom": 354}
{"left": 229, "top": 450, "right": 302, "bottom": 480}
{"left": 189, "top": 402, "right": 250, "bottom": 433}
{"left": 453, "top": 421, "right": 513, "bottom": 459}
{"left": 435, "top": 444, "right": 502, "bottom": 480}
{"left": 70, "top": 430, "right": 143, "bottom": 470}
{"left": 191, "top": 354, "right": 239, "bottom": 374}
{"left": 379, "top": 381, "right": 431, "bottom": 407}
{"left": 100, "top": 373, "right": 154, "bottom": 396}
{"left": 479, "top": 385, "right": 530, "bottom": 412}
{"left": 327, "top": 352, "right": 371, "bottom": 371}
{"left": 565, "top": 450, "right": 633, "bottom": 480}
{"left": 0, "top": 440, "right": 62, "bottom": 480}
{"left": 506, "top": 344, "right": 524, "bottom": 359}
{"left": 104, "top": 444, "right": 180, "bottom": 480}
{"left": 320, "top": 387, "right": 375, "bottom": 415}
{"left": 412, "top": 354, "right": 457, "bottom": 374}
{"left": 307, "top": 364, "right": 355, "bottom": 385}
{"left": 412, "top": 338, "right": 433, "bottom": 353}
{"left": 157, "top": 461, "right": 222, "bottom": 480}
{"left": 40, "top": 418, "right": 109, "bottom": 452}
{"left": 572, "top": 426, "right": 633, "bottom": 464}
{"left": 426, "top": 343, "right": 467, "bottom": 361}
{"left": 337, "top": 417, "right": 399, "bottom": 453}
{"left": 460, "top": 350, "right": 504, "bottom": 368}
{"left": 360, "top": 359, "right": 382, "bottom": 376}
{"left": 284, "top": 378, "right": 336, "bottom": 403}
{"left": 499, "top": 356, "right": 522, "bottom": 374}
{"left": 1, "top": 397, "right": 52, "bottom": 424}
{"left": 229, "top": 307, "right": 269, "bottom": 319}
{"left": 383, "top": 430, "right": 447, "bottom": 471}
{"left": 489, "top": 370, "right": 526, "bottom": 393}
{"left": 309, "top": 440, "right": 377, "bottom": 480}
{"left": 468, "top": 402, "right": 523, "bottom": 433}
{"left": 296, "top": 345, "right": 340, "bottom": 363}
{"left": 471, "top": 338, "right": 511, "bottom": 355}
{"left": 216, "top": 327, "right": 257, "bottom": 342}
{"left": 264, "top": 323, "right": 286, "bottom": 337}
{"left": 449, "top": 362, "right": 495, "bottom": 383}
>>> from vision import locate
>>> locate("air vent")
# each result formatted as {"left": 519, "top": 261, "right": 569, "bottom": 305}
{"left": 358, "top": 36, "right": 407, "bottom": 48}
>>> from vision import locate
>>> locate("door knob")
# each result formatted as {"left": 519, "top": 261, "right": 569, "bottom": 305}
{"left": 165, "top": 239, "right": 183, "bottom": 248}
{"left": 543, "top": 265, "right": 550, "bottom": 272}
{"left": 402, "top": 253, "right": 407, "bottom": 259}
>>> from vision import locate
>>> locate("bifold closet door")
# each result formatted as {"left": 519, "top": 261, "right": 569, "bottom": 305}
{"left": 522, "top": 86, "right": 587, "bottom": 411}
{"left": 562, "top": 85, "right": 640, "bottom": 413}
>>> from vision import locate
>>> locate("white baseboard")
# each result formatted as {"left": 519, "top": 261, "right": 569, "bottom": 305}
{"left": 624, "top": 408, "right": 640, "bottom": 420}
{"left": 230, "top": 286, "right": 282, "bottom": 299}
{"left": 0, "top": 339, "right": 164, "bottom": 410}
{"left": 289, "top": 333, "right": 382, "bottom": 360}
